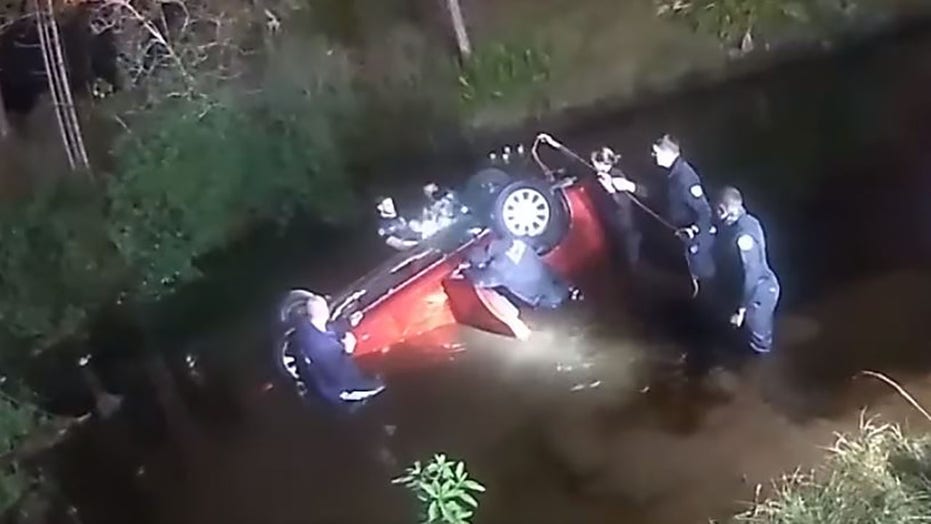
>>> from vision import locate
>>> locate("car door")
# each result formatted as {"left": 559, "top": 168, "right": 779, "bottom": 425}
{"left": 442, "top": 275, "right": 524, "bottom": 339}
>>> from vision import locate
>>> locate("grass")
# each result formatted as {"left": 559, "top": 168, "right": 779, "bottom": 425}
{"left": 734, "top": 416, "right": 931, "bottom": 523}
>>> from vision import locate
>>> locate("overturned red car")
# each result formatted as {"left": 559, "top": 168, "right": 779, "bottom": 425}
{"left": 272, "top": 135, "right": 630, "bottom": 401}
{"left": 316, "top": 137, "right": 616, "bottom": 368}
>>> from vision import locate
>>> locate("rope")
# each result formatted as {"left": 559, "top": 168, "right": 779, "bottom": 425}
{"left": 533, "top": 134, "right": 677, "bottom": 232}
{"left": 533, "top": 133, "right": 701, "bottom": 298}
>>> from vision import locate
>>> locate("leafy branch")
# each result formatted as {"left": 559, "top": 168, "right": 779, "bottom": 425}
{"left": 392, "top": 454, "right": 486, "bottom": 524}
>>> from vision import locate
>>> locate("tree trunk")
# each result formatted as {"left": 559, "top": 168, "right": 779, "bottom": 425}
{"left": 445, "top": 0, "right": 471, "bottom": 61}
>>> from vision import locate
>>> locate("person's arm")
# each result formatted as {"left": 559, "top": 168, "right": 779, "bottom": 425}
{"left": 679, "top": 178, "right": 712, "bottom": 238}
{"left": 737, "top": 232, "right": 765, "bottom": 309}
{"left": 385, "top": 236, "right": 418, "bottom": 250}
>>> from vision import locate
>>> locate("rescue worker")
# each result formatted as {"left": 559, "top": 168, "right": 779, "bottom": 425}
{"left": 376, "top": 196, "right": 420, "bottom": 251}
{"left": 591, "top": 146, "right": 644, "bottom": 272}
{"left": 714, "top": 186, "right": 781, "bottom": 353}
{"left": 283, "top": 291, "right": 385, "bottom": 408}
{"left": 464, "top": 236, "right": 579, "bottom": 310}
{"left": 423, "top": 182, "right": 466, "bottom": 217}
{"left": 414, "top": 182, "right": 468, "bottom": 239}
{"left": 616, "top": 135, "right": 716, "bottom": 286}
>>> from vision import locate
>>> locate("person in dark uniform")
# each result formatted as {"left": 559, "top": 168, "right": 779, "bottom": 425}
{"left": 464, "top": 237, "right": 578, "bottom": 310}
{"left": 714, "top": 186, "right": 781, "bottom": 353}
{"left": 613, "top": 135, "right": 717, "bottom": 375}
{"left": 611, "top": 135, "right": 716, "bottom": 290}
{"left": 591, "top": 146, "right": 644, "bottom": 273}
{"left": 653, "top": 134, "right": 716, "bottom": 287}
{"left": 279, "top": 291, "right": 385, "bottom": 408}
{"left": 376, "top": 196, "right": 420, "bottom": 251}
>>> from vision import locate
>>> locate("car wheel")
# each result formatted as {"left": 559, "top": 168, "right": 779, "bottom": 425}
{"left": 461, "top": 168, "right": 513, "bottom": 223}
{"left": 275, "top": 330, "right": 309, "bottom": 397}
{"left": 491, "top": 179, "right": 569, "bottom": 254}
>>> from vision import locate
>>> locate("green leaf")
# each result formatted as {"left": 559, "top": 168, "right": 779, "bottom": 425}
{"left": 440, "top": 500, "right": 457, "bottom": 522}
{"left": 423, "top": 482, "right": 438, "bottom": 499}
{"left": 440, "top": 480, "right": 455, "bottom": 497}
{"left": 459, "top": 492, "right": 479, "bottom": 508}
{"left": 440, "top": 462, "right": 454, "bottom": 479}
{"left": 463, "top": 480, "right": 486, "bottom": 493}
{"left": 427, "top": 501, "right": 439, "bottom": 522}
{"left": 455, "top": 461, "right": 465, "bottom": 480}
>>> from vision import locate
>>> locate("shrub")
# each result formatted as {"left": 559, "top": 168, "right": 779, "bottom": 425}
{"left": 392, "top": 454, "right": 486, "bottom": 524}
{"left": 0, "top": 178, "right": 123, "bottom": 349}
{"left": 107, "top": 90, "right": 356, "bottom": 301}
{"left": 734, "top": 417, "right": 931, "bottom": 523}
{"left": 0, "top": 392, "right": 49, "bottom": 515}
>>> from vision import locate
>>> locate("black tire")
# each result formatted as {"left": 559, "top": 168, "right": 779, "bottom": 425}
{"left": 491, "top": 179, "right": 569, "bottom": 255}
{"left": 461, "top": 168, "right": 513, "bottom": 224}
{"left": 274, "top": 328, "right": 306, "bottom": 388}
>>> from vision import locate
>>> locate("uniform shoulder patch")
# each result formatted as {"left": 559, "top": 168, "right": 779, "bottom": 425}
{"left": 737, "top": 234, "right": 755, "bottom": 252}
{"left": 689, "top": 184, "right": 704, "bottom": 198}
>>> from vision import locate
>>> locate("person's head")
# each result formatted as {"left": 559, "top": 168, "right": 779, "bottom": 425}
{"left": 591, "top": 147, "right": 619, "bottom": 174}
{"left": 423, "top": 183, "right": 440, "bottom": 200}
{"left": 716, "top": 186, "right": 746, "bottom": 225}
{"left": 376, "top": 196, "right": 397, "bottom": 218}
{"left": 305, "top": 294, "right": 330, "bottom": 323}
{"left": 651, "top": 134, "right": 681, "bottom": 169}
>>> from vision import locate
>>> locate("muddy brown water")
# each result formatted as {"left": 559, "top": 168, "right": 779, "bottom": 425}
{"left": 42, "top": 28, "right": 931, "bottom": 524}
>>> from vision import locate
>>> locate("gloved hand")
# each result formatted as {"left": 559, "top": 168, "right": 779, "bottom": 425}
{"left": 611, "top": 177, "right": 636, "bottom": 193}
{"left": 537, "top": 133, "right": 562, "bottom": 149}
{"left": 343, "top": 332, "right": 358, "bottom": 354}
{"left": 597, "top": 172, "right": 616, "bottom": 194}
{"left": 730, "top": 308, "right": 746, "bottom": 327}
{"left": 675, "top": 225, "right": 699, "bottom": 241}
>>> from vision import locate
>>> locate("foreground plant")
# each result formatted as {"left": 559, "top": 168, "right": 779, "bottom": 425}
{"left": 734, "top": 416, "right": 931, "bottom": 523}
{"left": 392, "top": 454, "right": 486, "bottom": 524}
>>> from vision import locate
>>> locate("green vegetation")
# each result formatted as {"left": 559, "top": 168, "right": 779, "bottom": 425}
{"left": 0, "top": 179, "right": 122, "bottom": 349}
{"left": 458, "top": 40, "right": 553, "bottom": 115}
{"left": 393, "top": 454, "right": 487, "bottom": 524}
{"left": 0, "top": 393, "right": 48, "bottom": 515}
{"left": 109, "top": 92, "right": 354, "bottom": 301}
{"left": 654, "top": 0, "right": 858, "bottom": 48}
{"left": 733, "top": 418, "right": 931, "bottom": 523}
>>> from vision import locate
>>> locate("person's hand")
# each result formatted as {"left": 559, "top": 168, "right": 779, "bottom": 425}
{"left": 730, "top": 308, "right": 746, "bottom": 328}
{"left": 537, "top": 133, "right": 562, "bottom": 149}
{"left": 597, "top": 173, "right": 616, "bottom": 194}
{"left": 349, "top": 311, "right": 364, "bottom": 327}
{"left": 612, "top": 177, "right": 636, "bottom": 193}
{"left": 675, "top": 225, "right": 698, "bottom": 241}
{"left": 343, "top": 332, "right": 358, "bottom": 354}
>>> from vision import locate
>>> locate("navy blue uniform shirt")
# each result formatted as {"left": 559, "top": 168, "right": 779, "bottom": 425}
{"left": 666, "top": 158, "right": 713, "bottom": 234}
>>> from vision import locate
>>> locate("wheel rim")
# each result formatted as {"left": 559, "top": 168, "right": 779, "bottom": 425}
{"left": 280, "top": 338, "right": 300, "bottom": 380}
{"left": 502, "top": 188, "right": 550, "bottom": 237}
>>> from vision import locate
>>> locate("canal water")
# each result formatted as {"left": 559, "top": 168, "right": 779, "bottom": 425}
{"left": 45, "top": 25, "right": 931, "bottom": 524}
